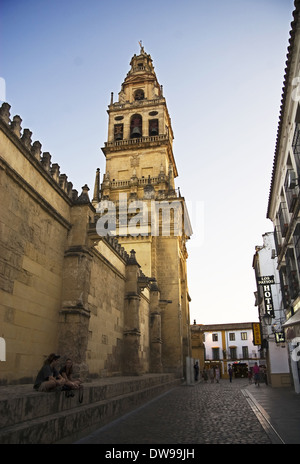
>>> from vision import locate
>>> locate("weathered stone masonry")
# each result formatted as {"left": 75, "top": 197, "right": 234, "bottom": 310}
{"left": 0, "top": 47, "right": 193, "bottom": 385}
{"left": 0, "top": 102, "right": 163, "bottom": 384}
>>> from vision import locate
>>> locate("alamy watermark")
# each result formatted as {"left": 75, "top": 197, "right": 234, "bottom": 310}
{"left": 94, "top": 193, "right": 204, "bottom": 246}
{"left": 291, "top": 337, "right": 300, "bottom": 362}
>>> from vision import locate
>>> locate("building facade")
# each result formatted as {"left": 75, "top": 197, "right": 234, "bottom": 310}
{"left": 191, "top": 322, "right": 262, "bottom": 379}
{"left": 266, "top": 0, "right": 300, "bottom": 392}
{"left": 0, "top": 46, "right": 192, "bottom": 384}
{"left": 252, "top": 232, "right": 291, "bottom": 387}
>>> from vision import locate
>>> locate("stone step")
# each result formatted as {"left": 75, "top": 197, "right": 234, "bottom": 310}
{"left": 0, "top": 374, "right": 181, "bottom": 444}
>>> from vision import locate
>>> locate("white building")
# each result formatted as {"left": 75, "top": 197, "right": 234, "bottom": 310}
{"left": 201, "top": 322, "right": 261, "bottom": 378}
{"left": 266, "top": 1, "right": 300, "bottom": 393}
{"left": 253, "top": 232, "right": 291, "bottom": 387}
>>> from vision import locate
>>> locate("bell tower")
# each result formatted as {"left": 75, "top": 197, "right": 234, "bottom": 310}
{"left": 97, "top": 43, "right": 192, "bottom": 377}
{"left": 101, "top": 42, "right": 177, "bottom": 206}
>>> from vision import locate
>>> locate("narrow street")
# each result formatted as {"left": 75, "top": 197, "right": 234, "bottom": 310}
{"left": 76, "top": 379, "right": 276, "bottom": 445}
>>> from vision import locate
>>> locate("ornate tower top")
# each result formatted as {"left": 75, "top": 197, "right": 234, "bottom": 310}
{"left": 96, "top": 44, "right": 194, "bottom": 217}
{"left": 102, "top": 45, "right": 177, "bottom": 182}
{"left": 118, "top": 41, "right": 162, "bottom": 102}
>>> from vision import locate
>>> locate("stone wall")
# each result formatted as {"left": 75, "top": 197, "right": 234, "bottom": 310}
{"left": 87, "top": 243, "right": 127, "bottom": 377}
{"left": 0, "top": 102, "right": 155, "bottom": 384}
{"left": 0, "top": 103, "right": 73, "bottom": 384}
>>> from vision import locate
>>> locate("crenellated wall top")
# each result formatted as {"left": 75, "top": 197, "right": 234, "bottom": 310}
{"left": 0, "top": 102, "right": 80, "bottom": 202}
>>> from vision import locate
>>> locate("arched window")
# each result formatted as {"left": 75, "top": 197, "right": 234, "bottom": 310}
{"left": 130, "top": 114, "right": 142, "bottom": 138}
{"left": 114, "top": 124, "right": 123, "bottom": 141}
{"left": 149, "top": 119, "right": 159, "bottom": 136}
{"left": 134, "top": 89, "right": 144, "bottom": 101}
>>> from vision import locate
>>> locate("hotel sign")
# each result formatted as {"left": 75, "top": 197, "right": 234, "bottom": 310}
{"left": 257, "top": 275, "right": 275, "bottom": 285}
{"left": 257, "top": 275, "right": 275, "bottom": 318}
{"left": 252, "top": 323, "right": 262, "bottom": 346}
{"left": 275, "top": 332, "right": 285, "bottom": 344}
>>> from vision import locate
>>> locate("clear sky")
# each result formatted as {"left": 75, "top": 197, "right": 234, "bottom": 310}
{"left": 1, "top": 0, "right": 295, "bottom": 324}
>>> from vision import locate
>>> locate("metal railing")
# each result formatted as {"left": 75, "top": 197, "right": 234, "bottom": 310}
{"left": 105, "top": 133, "right": 169, "bottom": 149}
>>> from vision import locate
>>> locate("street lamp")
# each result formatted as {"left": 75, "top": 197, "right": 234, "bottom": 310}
{"left": 262, "top": 313, "right": 273, "bottom": 326}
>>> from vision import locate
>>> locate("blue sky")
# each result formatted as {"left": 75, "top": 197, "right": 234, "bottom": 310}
{"left": 1, "top": 0, "right": 295, "bottom": 324}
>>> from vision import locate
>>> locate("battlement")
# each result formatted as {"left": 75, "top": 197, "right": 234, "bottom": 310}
{"left": 0, "top": 102, "right": 79, "bottom": 202}
{"left": 103, "top": 234, "right": 130, "bottom": 261}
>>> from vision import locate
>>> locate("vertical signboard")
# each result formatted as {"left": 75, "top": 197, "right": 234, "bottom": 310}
{"left": 252, "top": 323, "right": 262, "bottom": 346}
{"left": 257, "top": 275, "right": 275, "bottom": 318}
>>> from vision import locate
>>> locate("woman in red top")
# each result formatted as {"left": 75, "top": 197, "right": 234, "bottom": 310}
{"left": 253, "top": 362, "right": 260, "bottom": 386}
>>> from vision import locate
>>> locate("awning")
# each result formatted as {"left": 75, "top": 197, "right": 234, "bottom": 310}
{"left": 282, "top": 310, "right": 300, "bottom": 328}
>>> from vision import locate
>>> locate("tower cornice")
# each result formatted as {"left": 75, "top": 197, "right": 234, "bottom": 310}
{"left": 108, "top": 96, "right": 166, "bottom": 113}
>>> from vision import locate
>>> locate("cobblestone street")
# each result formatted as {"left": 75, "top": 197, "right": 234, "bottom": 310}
{"left": 76, "top": 379, "right": 273, "bottom": 445}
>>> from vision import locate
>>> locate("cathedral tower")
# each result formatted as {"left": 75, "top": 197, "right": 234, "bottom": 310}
{"left": 96, "top": 44, "right": 192, "bottom": 376}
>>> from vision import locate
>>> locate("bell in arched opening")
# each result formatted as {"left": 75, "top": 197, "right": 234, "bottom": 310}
{"left": 134, "top": 89, "right": 144, "bottom": 101}
{"left": 131, "top": 126, "right": 142, "bottom": 138}
{"left": 149, "top": 119, "right": 159, "bottom": 136}
{"left": 114, "top": 123, "right": 123, "bottom": 141}
{"left": 130, "top": 114, "right": 142, "bottom": 139}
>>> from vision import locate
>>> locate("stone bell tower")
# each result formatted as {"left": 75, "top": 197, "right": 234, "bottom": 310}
{"left": 95, "top": 43, "right": 192, "bottom": 377}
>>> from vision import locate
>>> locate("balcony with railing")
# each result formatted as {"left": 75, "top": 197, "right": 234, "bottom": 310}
{"left": 205, "top": 352, "right": 259, "bottom": 361}
{"left": 274, "top": 226, "right": 282, "bottom": 257}
{"left": 109, "top": 176, "right": 162, "bottom": 189}
{"left": 292, "top": 123, "right": 300, "bottom": 176}
{"left": 288, "top": 269, "right": 300, "bottom": 300}
{"left": 277, "top": 202, "right": 289, "bottom": 237}
{"left": 285, "top": 247, "right": 300, "bottom": 300}
{"left": 110, "top": 97, "right": 165, "bottom": 112}
{"left": 104, "top": 133, "right": 170, "bottom": 150}
{"left": 284, "top": 169, "right": 299, "bottom": 212}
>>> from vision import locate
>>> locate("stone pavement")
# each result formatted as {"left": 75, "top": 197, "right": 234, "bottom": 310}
{"left": 244, "top": 381, "right": 300, "bottom": 444}
{"left": 76, "top": 378, "right": 289, "bottom": 445}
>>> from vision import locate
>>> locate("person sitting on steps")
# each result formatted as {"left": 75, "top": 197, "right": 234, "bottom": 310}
{"left": 59, "top": 358, "right": 82, "bottom": 390}
{"left": 33, "top": 353, "right": 66, "bottom": 392}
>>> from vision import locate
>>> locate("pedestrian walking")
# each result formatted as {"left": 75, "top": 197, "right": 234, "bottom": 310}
{"left": 194, "top": 361, "right": 199, "bottom": 381}
{"left": 261, "top": 366, "right": 268, "bottom": 385}
{"left": 202, "top": 368, "right": 208, "bottom": 383}
{"left": 248, "top": 368, "right": 253, "bottom": 384}
{"left": 209, "top": 367, "right": 215, "bottom": 383}
{"left": 215, "top": 367, "right": 220, "bottom": 383}
{"left": 228, "top": 364, "right": 233, "bottom": 383}
{"left": 253, "top": 362, "right": 260, "bottom": 386}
